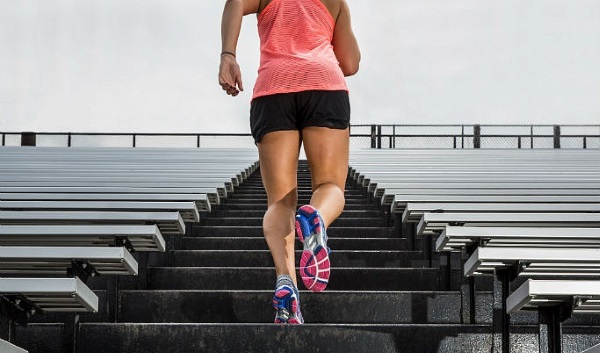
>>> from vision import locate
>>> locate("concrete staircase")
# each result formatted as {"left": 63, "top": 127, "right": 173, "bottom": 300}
{"left": 15, "top": 161, "right": 599, "bottom": 352}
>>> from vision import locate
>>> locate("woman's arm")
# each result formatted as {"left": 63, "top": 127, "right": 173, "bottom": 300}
{"left": 332, "top": 0, "right": 360, "bottom": 77}
{"left": 219, "top": 0, "right": 261, "bottom": 96}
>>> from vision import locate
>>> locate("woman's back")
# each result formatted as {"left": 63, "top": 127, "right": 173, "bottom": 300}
{"left": 258, "top": 0, "right": 340, "bottom": 19}
{"left": 252, "top": 0, "right": 348, "bottom": 99}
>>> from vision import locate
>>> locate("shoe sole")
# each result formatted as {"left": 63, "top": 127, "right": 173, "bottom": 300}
{"left": 273, "top": 286, "right": 302, "bottom": 324}
{"left": 296, "top": 206, "right": 330, "bottom": 292}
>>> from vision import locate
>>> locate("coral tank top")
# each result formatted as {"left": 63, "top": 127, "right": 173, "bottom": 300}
{"left": 252, "top": 0, "right": 349, "bottom": 100}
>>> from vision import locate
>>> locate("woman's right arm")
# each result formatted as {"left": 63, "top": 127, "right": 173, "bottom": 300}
{"left": 332, "top": 0, "right": 360, "bottom": 77}
{"left": 219, "top": 0, "right": 261, "bottom": 96}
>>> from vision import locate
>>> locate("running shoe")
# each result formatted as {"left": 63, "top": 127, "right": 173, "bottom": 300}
{"left": 273, "top": 284, "right": 303, "bottom": 324}
{"left": 295, "top": 205, "right": 331, "bottom": 292}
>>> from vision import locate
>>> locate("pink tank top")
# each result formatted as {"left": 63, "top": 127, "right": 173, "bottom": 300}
{"left": 252, "top": 0, "right": 349, "bottom": 100}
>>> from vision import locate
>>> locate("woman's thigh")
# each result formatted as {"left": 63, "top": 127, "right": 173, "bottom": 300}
{"left": 257, "top": 130, "right": 302, "bottom": 206}
{"left": 301, "top": 126, "right": 350, "bottom": 192}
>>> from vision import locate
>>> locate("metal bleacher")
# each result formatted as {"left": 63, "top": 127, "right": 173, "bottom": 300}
{"left": 0, "top": 146, "right": 258, "bottom": 342}
{"left": 349, "top": 148, "right": 600, "bottom": 353}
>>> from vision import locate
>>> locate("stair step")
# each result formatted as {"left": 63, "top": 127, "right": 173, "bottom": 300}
{"left": 70, "top": 323, "right": 502, "bottom": 353}
{"left": 228, "top": 194, "right": 367, "bottom": 200}
{"left": 231, "top": 189, "right": 365, "bottom": 195}
{"left": 18, "top": 323, "right": 600, "bottom": 353}
{"left": 191, "top": 226, "right": 397, "bottom": 238}
{"left": 217, "top": 203, "right": 379, "bottom": 211}
{"left": 221, "top": 198, "right": 371, "bottom": 205}
{"left": 212, "top": 209, "right": 383, "bottom": 218}
{"left": 117, "top": 290, "right": 463, "bottom": 324}
{"left": 200, "top": 217, "right": 387, "bottom": 227}
{"left": 181, "top": 237, "right": 416, "bottom": 251}
{"left": 148, "top": 267, "right": 441, "bottom": 291}
{"left": 165, "top": 250, "right": 423, "bottom": 267}
{"left": 26, "top": 289, "right": 600, "bottom": 328}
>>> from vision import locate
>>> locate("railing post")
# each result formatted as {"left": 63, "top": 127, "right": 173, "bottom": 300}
{"left": 370, "top": 125, "right": 377, "bottom": 148}
{"left": 21, "top": 132, "right": 36, "bottom": 146}
{"left": 583, "top": 136, "right": 587, "bottom": 149}
{"left": 68, "top": 133, "right": 72, "bottom": 147}
{"left": 473, "top": 125, "right": 481, "bottom": 149}
{"left": 530, "top": 125, "right": 534, "bottom": 149}
{"left": 197, "top": 135, "right": 201, "bottom": 148}
{"left": 377, "top": 125, "right": 382, "bottom": 149}
{"left": 517, "top": 136, "right": 521, "bottom": 149}
{"left": 133, "top": 134, "right": 137, "bottom": 148}
{"left": 553, "top": 125, "right": 561, "bottom": 149}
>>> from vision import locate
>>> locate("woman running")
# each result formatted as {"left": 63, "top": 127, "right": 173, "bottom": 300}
{"left": 219, "top": 0, "right": 360, "bottom": 324}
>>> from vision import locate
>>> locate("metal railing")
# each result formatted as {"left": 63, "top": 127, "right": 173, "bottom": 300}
{"left": 2, "top": 124, "right": 599, "bottom": 149}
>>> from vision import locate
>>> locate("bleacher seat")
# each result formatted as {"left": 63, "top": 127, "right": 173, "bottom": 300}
{"left": 0, "top": 146, "right": 258, "bottom": 327}
{"left": 349, "top": 148, "right": 600, "bottom": 353}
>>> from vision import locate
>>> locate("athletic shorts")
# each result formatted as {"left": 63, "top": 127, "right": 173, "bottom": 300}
{"left": 249, "top": 90, "right": 350, "bottom": 143}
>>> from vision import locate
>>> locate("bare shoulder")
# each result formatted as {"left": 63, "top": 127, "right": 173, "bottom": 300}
{"left": 318, "top": 0, "right": 344, "bottom": 21}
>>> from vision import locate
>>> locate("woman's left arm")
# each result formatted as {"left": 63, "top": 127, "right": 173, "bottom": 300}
{"left": 332, "top": 0, "right": 360, "bottom": 76}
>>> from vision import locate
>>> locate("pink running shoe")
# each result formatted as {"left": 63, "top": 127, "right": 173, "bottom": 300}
{"left": 273, "top": 285, "right": 303, "bottom": 324}
{"left": 295, "top": 205, "right": 331, "bottom": 292}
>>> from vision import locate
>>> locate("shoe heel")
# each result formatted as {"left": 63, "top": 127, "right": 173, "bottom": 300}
{"left": 273, "top": 287, "right": 300, "bottom": 324}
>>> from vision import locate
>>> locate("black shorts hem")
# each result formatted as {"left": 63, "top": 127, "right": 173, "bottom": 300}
{"left": 250, "top": 90, "right": 350, "bottom": 144}
{"left": 253, "top": 128, "right": 298, "bottom": 144}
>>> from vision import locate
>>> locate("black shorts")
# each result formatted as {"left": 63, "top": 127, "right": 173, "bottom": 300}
{"left": 250, "top": 90, "right": 350, "bottom": 143}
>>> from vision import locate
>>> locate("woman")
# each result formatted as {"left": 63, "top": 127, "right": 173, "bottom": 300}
{"left": 219, "top": 0, "right": 360, "bottom": 324}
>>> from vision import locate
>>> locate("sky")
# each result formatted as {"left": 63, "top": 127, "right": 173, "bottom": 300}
{"left": 0, "top": 0, "right": 599, "bottom": 134}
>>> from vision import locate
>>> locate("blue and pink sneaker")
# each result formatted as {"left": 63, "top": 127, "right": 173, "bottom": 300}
{"left": 273, "top": 284, "right": 303, "bottom": 324}
{"left": 295, "top": 205, "right": 331, "bottom": 292}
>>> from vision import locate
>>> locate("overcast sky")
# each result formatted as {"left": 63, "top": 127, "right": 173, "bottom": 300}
{"left": 0, "top": 0, "right": 598, "bottom": 133}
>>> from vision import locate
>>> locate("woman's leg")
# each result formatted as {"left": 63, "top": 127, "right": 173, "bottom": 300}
{"left": 294, "top": 126, "right": 349, "bottom": 292}
{"left": 257, "top": 130, "right": 302, "bottom": 285}
{"left": 301, "top": 126, "right": 350, "bottom": 226}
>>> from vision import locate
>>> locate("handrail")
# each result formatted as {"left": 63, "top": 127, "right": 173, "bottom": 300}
{"left": 2, "top": 124, "right": 599, "bottom": 149}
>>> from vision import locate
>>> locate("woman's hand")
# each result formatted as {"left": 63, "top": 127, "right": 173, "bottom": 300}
{"left": 219, "top": 54, "right": 244, "bottom": 97}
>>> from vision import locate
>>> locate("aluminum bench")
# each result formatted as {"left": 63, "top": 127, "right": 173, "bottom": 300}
{"left": 391, "top": 195, "right": 600, "bottom": 213}
{"left": 0, "top": 211, "right": 185, "bottom": 235}
{"left": 361, "top": 175, "right": 599, "bottom": 190}
{"left": 402, "top": 202, "right": 600, "bottom": 223}
{"left": 463, "top": 247, "right": 600, "bottom": 277}
{"left": 0, "top": 246, "right": 138, "bottom": 276}
{"left": 436, "top": 226, "right": 600, "bottom": 252}
{"left": 433, "top": 225, "right": 600, "bottom": 353}
{"left": 507, "top": 279, "right": 600, "bottom": 315}
{"left": 0, "top": 186, "right": 223, "bottom": 204}
{"left": 371, "top": 181, "right": 600, "bottom": 198}
{"left": 0, "top": 225, "right": 166, "bottom": 252}
{"left": 0, "top": 338, "right": 28, "bottom": 353}
{"left": 0, "top": 200, "right": 200, "bottom": 223}
{"left": 382, "top": 188, "right": 600, "bottom": 207}
{"left": 0, "top": 277, "right": 98, "bottom": 312}
{"left": 0, "top": 192, "right": 212, "bottom": 212}
{"left": 0, "top": 177, "right": 238, "bottom": 192}
{"left": 418, "top": 212, "right": 600, "bottom": 235}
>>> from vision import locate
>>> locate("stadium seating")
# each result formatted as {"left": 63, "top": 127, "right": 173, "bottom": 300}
{"left": 349, "top": 148, "right": 600, "bottom": 353}
{"left": 0, "top": 147, "right": 258, "bottom": 326}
